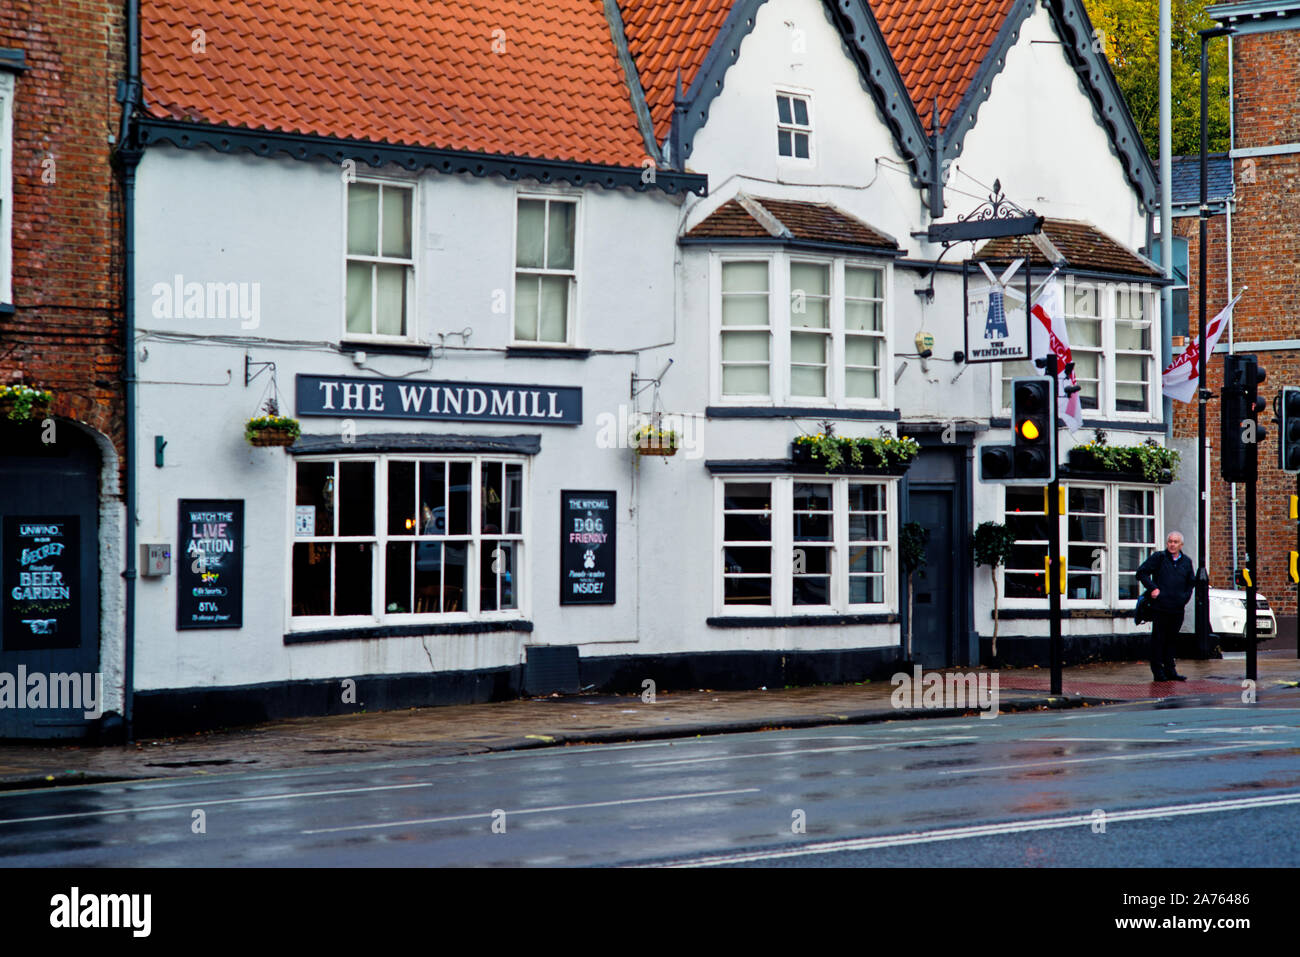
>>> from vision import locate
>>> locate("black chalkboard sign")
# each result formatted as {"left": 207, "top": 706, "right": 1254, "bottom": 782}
{"left": 177, "top": 499, "right": 244, "bottom": 629}
{"left": 3, "top": 515, "right": 81, "bottom": 650}
{"left": 559, "top": 490, "right": 616, "bottom": 605}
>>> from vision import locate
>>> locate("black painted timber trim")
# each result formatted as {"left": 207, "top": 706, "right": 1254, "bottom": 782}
{"left": 994, "top": 608, "right": 1135, "bottom": 620}
{"left": 285, "top": 620, "right": 534, "bottom": 644}
{"left": 137, "top": 118, "right": 708, "bottom": 196}
{"left": 132, "top": 666, "right": 524, "bottom": 737}
{"left": 706, "top": 613, "right": 899, "bottom": 627}
{"left": 706, "top": 459, "right": 908, "bottom": 476}
{"left": 989, "top": 416, "right": 1168, "bottom": 433}
{"left": 580, "top": 646, "right": 907, "bottom": 693}
{"left": 505, "top": 346, "right": 592, "bottom": 360}
{"left": 706, "top": 405, "right": 901, "bottom": 421}
{"left": 339, "top": 340, "right": 433, "bottom": 358}
{"left": 679, "top": 236, "right": 902, "bottom": 258}
{"left": 290, "top": 433, "right": 541, "bottom": 455}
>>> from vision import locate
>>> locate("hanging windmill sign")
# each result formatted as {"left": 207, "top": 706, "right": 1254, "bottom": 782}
{"left": 963, "top": 257, "right": 1031, "bottom": 363}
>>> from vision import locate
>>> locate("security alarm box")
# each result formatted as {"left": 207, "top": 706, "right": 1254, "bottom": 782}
{"left": 141, "top": 544, "right": 171, "bottom": 577}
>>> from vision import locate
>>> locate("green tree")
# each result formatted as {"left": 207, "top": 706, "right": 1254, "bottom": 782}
{"left": 1084, "top": 0, "right": 1230, "bottom": 157}
{"left": 972, "top": 522, "right": 1017, "bottom": 663}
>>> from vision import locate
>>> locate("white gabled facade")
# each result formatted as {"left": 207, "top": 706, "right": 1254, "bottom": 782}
{"left": 128, "top": 0, "right": 1172, "bottom": 726}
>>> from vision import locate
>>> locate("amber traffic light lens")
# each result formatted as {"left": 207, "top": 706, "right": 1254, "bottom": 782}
{"left": 1018, "top": 419, "right": 1040, "bottom": 441}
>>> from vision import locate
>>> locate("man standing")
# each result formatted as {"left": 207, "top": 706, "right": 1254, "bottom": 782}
{"left": 1136, "top": 531, "right": 1196, "bottom": 682}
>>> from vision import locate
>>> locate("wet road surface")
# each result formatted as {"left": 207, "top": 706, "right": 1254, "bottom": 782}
{"left": 2, "top": 696, "right": 1299, "bottom": 866}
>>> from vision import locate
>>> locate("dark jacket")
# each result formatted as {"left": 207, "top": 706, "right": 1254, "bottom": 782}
{"left": 1136, "top": 549, "right": 1195, "bottom": 612}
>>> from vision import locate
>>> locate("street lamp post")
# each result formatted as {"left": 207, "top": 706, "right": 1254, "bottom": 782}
{"left": 1196, "top": 26, "right": 1234, "bottom": 651}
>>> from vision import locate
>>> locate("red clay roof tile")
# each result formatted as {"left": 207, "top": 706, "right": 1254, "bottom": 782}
{"left": 141, "top": 0, "right": 652, "bottom": 167}
{"left": 873, "top": 0, "right": 1017, "bottom": 130}
{"left": 686, "top": 196, "right": 900, "bottom": 251}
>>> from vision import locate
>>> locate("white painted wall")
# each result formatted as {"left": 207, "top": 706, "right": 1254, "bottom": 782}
{"left": 129, "top": 0, "right": 1170, "bottom": 695}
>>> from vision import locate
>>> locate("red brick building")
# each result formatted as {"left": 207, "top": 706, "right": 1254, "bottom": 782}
{"left": 1172, "top": 2, "right": 1300, "bottom": 621}
{"left": 0, "top": 4, "right": 127, "bottom": 736}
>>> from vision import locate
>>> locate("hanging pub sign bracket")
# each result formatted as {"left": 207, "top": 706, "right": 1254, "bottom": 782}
{"left": 926, "top": 179, "right": 1043, "bottom": 245}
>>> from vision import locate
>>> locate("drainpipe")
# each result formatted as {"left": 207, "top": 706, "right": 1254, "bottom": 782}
{"left": 1159, "top": 0, "right": 1173, "bottom": 440}
{"left": 115, "top": 0, "right": 142, "bottom": 741}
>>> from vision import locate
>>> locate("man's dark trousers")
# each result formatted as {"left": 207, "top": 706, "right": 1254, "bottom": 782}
{"left": 1151, "top": 610, "right": 1183, "bottom": 680}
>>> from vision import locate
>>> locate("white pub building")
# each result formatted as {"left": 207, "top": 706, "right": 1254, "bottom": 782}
{"left": 115, "top": 0, "right": 1173, "bottom": 734}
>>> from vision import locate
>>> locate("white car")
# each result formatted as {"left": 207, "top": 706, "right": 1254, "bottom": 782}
{"left": 1208, "top": 588, "right": 1277, "bottom": 644}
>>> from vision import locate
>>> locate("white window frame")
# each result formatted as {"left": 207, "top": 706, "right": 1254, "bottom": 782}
{"left": 995, "top": 277, "right": 1160, "bottom": 422}
{"left": 0, "top": 71, "right": 14, "bottom": 305}
{"left": 285, "top": 454, "right": 529, "bottom": 631}
{"left": 342, "top": 176, "right": 418, "bottom": 343}
{"left": 711, "top": 251, "right": 893, "bottom": 408}
{"left": 775, "top": 89, "right": 815, "bottom": 164}
{"left": 998, "top": 481, "right": 1162, "bottom": 608}
{"left": 512, "top": 190, "right": 581, "bottom": 347}
{"left": 714, "top": 475, "right": 898, "bottom": 616}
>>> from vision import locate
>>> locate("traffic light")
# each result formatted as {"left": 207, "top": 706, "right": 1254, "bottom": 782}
{"left": 1221, "top": 355, "right": 1267, "bottom": 482}
{"left": 1010, "top": 377, "right": 1056, "bottom": 483}
{"left": 978, "top": 443, "right": 1015, "bottom": 482}
{"left": 1277, "top": 386, "right": 1300, "bottom": 473}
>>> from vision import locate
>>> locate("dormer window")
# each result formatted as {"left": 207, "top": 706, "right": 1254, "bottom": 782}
{"left": 776, "top": 92, "right": 812, "bottom": 160}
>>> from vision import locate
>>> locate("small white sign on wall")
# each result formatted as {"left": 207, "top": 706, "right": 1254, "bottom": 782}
{"left": 295, "top": 505, "right": 315, "bottom": 537}
{"left": 964, "top": 258, "right": 1030, "bottom": 363}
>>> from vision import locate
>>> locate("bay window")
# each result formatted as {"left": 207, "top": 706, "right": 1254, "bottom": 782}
{"left": 999, "top": 277, "right": 1157, "bottom": 418}
{"left": 719, "top": 476, "right": 894, "bottom": 614}
{"left": 292, "top": 455, "right": 525, "bottom": 623}
{"left": 1001, "top": 482, "right": 1160, "bottom": 605}
{"left": 715, "top": 253, "right": 891, "bottom": 405}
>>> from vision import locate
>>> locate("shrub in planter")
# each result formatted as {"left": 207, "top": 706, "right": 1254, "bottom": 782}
{"left": 0, "top": 385, "right": 53, "bottom": 423}
{"left": 246, "top": 414, "right": 301, "bottom": 447}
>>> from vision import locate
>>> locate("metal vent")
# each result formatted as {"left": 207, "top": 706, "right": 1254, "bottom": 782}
{"left": 524, "top": 645, "right": 580, "bottom": 696}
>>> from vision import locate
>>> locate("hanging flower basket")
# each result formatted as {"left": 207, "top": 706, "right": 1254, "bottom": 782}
{"left": 0, "top": 385, "right": 53, "bottom": 423}
{"left": 633, "top": 425, "right": 678, "bottom": 457}
{"left": 245, "top": 415, "right": 301, "bottom": 448}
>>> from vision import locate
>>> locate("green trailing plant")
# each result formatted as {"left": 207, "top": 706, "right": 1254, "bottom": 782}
{"left": 0, "top": 384, "right": 53, "bottom": 423}
{"left": 1072, "top": 434, "right": 1179, "bottom": 482}
{"left": 972, "top": 521, "right": 1017, "bottom": 661}
{"left": 900, "top": 521, "right": 929, "bottom": 662}
{"left": 793, "top": 428, "right": 920, "bottom": 473}
{"left": 245, "top": 414, "right": 301, "bottom": 442}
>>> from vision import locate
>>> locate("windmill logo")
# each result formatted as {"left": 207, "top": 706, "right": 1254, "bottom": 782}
{"left": 978, "top": 259, "right": 1025, "bottom": 342}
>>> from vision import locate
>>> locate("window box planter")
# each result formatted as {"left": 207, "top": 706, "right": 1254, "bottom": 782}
{"left": 791, "top": 434, "right": 919, "bottom": 475}
{"left": 0, "top": 385, "right": 52, "bottom": 423}
{"left": 246, "top": 415, "right": 301, "bottom": 448}
{"left": 1066, "top": 442, "right": 1177, "bottom": 484}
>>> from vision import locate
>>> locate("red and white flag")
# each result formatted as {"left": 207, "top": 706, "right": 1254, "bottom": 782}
{"left": 1029, "top": 280, "right": 1084, "bottom": 433}
{"left": 1162, "top": 292, "right": 1244, "bottom": 403}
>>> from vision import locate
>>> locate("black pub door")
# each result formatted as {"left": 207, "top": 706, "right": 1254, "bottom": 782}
{"left": 907, "top": 489, "right": 956, "bottom": 669}
{"left": 0, "top": 422, "right": 102, "bottom": 738}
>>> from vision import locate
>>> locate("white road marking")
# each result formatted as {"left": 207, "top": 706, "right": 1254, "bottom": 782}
{"left": 649, "top": 791, "right": 1300, "bottom": 867}
{"left": 0, "top": 782, "right": 432, "bottom": 826}
{"left": 937, "top": 743, "right": 1272, "bottom": 775}
{"left": 299, "top": 787, "right": 762, "bottom": 835}
{"left": 631, "top": 736, "right": 976, "bottom": 769}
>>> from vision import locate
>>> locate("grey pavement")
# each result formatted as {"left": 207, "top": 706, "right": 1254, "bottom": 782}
{"left": 1, "top": 651, "right": 1297, "bottom": 791}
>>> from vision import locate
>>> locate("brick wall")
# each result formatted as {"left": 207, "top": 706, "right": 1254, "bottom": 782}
{"left": 1171, "top": 26, "right": 1300, "bottom": 616}
{"left": 0, "top": 2, "right": 124, "bottom": 471}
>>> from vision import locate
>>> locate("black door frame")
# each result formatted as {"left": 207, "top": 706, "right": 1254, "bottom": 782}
{"left": 900, "top": 434, "right": 976, "bottom": 667}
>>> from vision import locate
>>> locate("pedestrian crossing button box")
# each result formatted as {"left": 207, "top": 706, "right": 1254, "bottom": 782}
{"left": 141, "top": 543, "right": 171, "bottom": 577}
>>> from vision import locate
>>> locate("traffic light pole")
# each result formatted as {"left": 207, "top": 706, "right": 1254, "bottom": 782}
{"left": 1246, "top": 476, "right": 1257, "bottom": 681}
{"left": 1046, "top": 360, "right": 1063, "bottom": 695}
